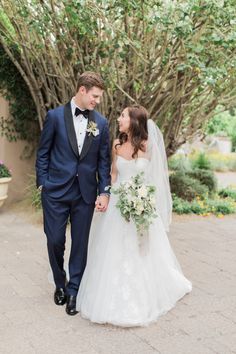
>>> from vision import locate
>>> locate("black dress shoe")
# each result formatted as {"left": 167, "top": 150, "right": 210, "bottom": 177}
{"left": 54, "top": 288, "right": 67, "bottom": 306}
{"left": 66, "top": 295, "right": 78, "bottom": 316}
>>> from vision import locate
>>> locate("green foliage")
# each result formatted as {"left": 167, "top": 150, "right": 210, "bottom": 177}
{"left": 187, "top": 169, "right": 217, "bottom": 192}
{"left": 191, "top": 152, "right": 212, "bottom": 170}
{"left": 0, "top": 45, "right": 38, "bottom": 142}
{"left": 26, "top": 175, "right": 41, "bottom": 210}
{"left": 205, "top": 109, "right": 236, "bottom": 137}
{"left": 31, "top": 187, "right": 41, "bottom": 210}
{"left": 205, "top": 109, "right": 236, "bottom": 152}
{"left": 171, "top": 152, "right": 236, "bottom": 172}
{"left": 0, "top": 161, "right": 11, "bottom": 178}
{"left": 206, "top": 197, "right": 236, "bottom": 215}
{"left": 112, "top": 172, "right": 157, "bottom": 233}
{"left": 173, "top": 194, "right": 236, "bottom": 215}
{"left": 194, "top": 152, "right": 236, "bottom": 172}
{"left": 169, "top": 153, "right": 217, "bottom": 201}
{"left": 218, "top": 187, "right": 236, "bottom": 201}
{"left": 1, "top": 0, "right": 236, "bottom": 154}
{"left": 169, "top": 171, "right": 208, "bottom": 201}
{"left": 173, "top": 195, "right": 209, "bottom": 215}
{"left": 168, "top": 154, "right": 192, "bottom": 172}
{"left": 171, "top": 163, "right": 236, "bottom": 215}
{"left": 231, "top": 132, "right": 236, "bottom": 152}
{"left": 172, "top": 195, "right": 194, "bottom": 214}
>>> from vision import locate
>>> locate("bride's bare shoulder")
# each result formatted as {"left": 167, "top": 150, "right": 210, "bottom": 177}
{"left": 112, "top": 139, "right": 121, "bottom": 158}
{"left": 113, "top": 138, "right": 120, "bottom": 145}
{"left": 113, "top": 139, "right": 121, "bottom": 150}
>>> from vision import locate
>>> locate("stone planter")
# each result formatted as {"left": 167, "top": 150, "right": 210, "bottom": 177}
{"left": 0, "top": 177, "right": 12, "bottom": 207}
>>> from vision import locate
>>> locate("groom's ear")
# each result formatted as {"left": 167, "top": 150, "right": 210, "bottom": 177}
{"left": 79, "top": 86, "right": 91, "bottom": 95}
{"left": 78, "top": 86, "right": 86, "bottom": 95}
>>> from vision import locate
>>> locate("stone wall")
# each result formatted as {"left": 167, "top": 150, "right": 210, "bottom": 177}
{"left": 0, "top": 96, "right": 35, "bottom": 204}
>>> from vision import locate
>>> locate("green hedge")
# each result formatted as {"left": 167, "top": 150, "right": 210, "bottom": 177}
{"left": 169, "top": 171, "right": 208, "bottom": 201}
{"left": 218, "top": 187, "right": 236, "bottom": 201}
{"left": 187, "top": 169, "right": 217, "bottom": 192}
{"left": 173, "top": 194, "right": 236, "bottom": 215}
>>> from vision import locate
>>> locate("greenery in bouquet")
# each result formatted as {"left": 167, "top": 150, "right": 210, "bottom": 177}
{"left": 0, "top": 161, "right": 11, "bottom": 178}
{"left": 111, "top": 172, "right": 157, "bottom": 235}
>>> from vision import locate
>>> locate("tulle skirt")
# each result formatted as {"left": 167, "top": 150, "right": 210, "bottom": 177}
{"left": 77, "top": 194, "right": 192, "bottom": 327}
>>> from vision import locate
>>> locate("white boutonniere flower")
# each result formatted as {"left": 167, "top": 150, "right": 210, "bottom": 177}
{"left": 87, "top": 121, "right": 99, "bottom": 137}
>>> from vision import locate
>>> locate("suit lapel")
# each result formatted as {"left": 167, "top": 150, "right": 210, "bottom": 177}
{"left": 79, "top": 110, "right": 96, "bottom": 161}
{"left": 64, "top": 102, "right": 79, "bottom": 159}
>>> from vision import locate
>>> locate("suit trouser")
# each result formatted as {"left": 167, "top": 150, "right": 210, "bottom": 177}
{"left": 41, "top": 179, "right": 95, "bottom": 296}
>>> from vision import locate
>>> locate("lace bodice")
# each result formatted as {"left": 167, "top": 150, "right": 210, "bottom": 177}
{"left": 116, "top": 156, "right": 150, "bottom": 183}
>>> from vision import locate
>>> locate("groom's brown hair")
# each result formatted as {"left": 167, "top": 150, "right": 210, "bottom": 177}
{"left": 77, "top": 71, "right": 105, "bottom": 91}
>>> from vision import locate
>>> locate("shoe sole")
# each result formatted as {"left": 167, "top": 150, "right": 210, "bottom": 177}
{"left": 65, "top": 309, "right": 79, "bottom": 316}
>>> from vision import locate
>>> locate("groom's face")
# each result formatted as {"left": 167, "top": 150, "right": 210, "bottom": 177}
{"left": 79, "top": 86, "right": 104, "bottom": 110}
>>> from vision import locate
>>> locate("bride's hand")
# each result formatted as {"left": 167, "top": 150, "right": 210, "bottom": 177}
{"left": 95, "top": 195, "right": 109, "bottom": 212}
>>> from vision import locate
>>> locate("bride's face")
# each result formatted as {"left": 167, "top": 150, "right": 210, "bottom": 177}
{"left": 117, "top": 108, "right": 130, "bottom": 133}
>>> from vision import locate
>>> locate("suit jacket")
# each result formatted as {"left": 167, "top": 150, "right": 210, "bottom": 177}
{"left": 35, "top": 102, "right": 111, "bottom": 203}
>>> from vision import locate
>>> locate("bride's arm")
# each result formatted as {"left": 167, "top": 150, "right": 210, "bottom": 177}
{"left": 111, "top": 139, "right": 119, "bottom": 184}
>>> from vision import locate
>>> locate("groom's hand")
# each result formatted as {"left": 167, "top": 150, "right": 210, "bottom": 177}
{"left": 95, "top": 195, "right": 109, "bottom": 212}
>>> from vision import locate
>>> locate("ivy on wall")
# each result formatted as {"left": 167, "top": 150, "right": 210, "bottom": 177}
{"left": 0, "top": 45, "right": 39, "bottom": 143}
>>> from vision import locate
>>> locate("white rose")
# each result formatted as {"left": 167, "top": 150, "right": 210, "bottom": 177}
{"left": 136, "top": 202, "right": 144, "bottom": 215}
{"left": 138, "top": 185, "right": 148, "bottom": 198}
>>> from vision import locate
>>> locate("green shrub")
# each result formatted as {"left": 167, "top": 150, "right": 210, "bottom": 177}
{"left": 31, "top": 186, "right": 42, "bottom": 210}
{"left": 169, "top": 171, "right": 208, "bottom": 201}
{"left": 168, "top": 154, "right": 192, "bottom": 172}
{"left": 204, "top": 152, "right": 236, "bottom": 172}
{"left": 218, "top": 188, "right": 236, "bottom": 201}
{"left": 207, "top": 197, "right": 236, "bottom": 214}
{"left": 172, "top": 195, "right": 193, "bottom": 214}
{"left": 0, "top": 46, "right": 38, "bottom": 143}
{"left": 26, "top": 174, "right": 42, "bottom": 210}
{"left": 174, "top": 197, "right": 206, "bottom": 215}
{"left": 231, "top": 133, "right": 236, "bottom": 152}
{"left": 228, "top": 158, "right": 236, "bottom": 171}
{"left": 172, "top": 195, "right": 236, "bottom": 215}
{"left": 0, "top": 161, "right": 11, "bottom": 178}
{"left": 209, "top": 159, "right": 229, "bottom": 172}
{"left": 189, "top": 199, "right": 208, "bottom": 214}
{"left": 191, "top": 152, "right": 212, "bottom": 170}
{"left": 187, "top": 169, "right": 217, "bottom": 192}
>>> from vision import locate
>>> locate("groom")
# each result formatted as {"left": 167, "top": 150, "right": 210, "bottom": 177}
{"left": 35, "top": 72, "right": 111, "bottom": 315}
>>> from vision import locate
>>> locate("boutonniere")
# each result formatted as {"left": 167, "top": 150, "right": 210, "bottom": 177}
{"left": 86, "top": 121, "right": 99, "bottom": 137}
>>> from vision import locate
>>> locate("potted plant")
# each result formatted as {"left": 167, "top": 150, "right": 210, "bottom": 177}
{"left": 0, "top": 161, "right": 12, "bottom": 207}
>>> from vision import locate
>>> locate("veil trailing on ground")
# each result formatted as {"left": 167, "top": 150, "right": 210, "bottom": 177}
{"left": 147, "top": 119, "right": 172, "bottom": 232}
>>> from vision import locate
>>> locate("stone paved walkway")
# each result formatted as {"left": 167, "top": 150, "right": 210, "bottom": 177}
{"left": 0, "top": 208, "right": 235, "bottom": 354}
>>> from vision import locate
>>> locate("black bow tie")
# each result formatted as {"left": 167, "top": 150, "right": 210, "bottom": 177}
{"left": 75, "top": 107, "right": 89, "bottom": 119}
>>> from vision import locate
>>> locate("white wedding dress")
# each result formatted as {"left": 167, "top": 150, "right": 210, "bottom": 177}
{"left": 77, "top": 155, "right": 192, "bottom": 327}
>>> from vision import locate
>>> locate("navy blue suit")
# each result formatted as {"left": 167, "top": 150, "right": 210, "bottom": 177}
{"left": 36, "top": 102, "right": 111, "bottom": 295}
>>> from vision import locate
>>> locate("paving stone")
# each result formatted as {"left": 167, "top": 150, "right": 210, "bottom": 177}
{"left": 0, "top": 209, "right": 235, "bottom": 354}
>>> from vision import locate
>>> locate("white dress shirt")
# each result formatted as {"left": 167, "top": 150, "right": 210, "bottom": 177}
{"left": 71, "top": 98, "right": 88, "bottom": 155}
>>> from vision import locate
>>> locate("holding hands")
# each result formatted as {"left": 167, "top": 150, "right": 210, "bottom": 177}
{"left": 95, "top": 194, "right": 109, "bottom": 212}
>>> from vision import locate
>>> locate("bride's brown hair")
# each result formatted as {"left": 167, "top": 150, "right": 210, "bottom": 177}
{"left": 116, "top": 105, "right": 148, "bottom": 158}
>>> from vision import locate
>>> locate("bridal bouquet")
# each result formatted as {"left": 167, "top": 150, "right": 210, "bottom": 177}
{"left": 112, "top": 172, "right": 157, "bottom": 235}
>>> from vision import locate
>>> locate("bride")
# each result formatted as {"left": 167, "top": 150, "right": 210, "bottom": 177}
{"left": 77, "top": 105, "right": 192, "bottom": 327}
